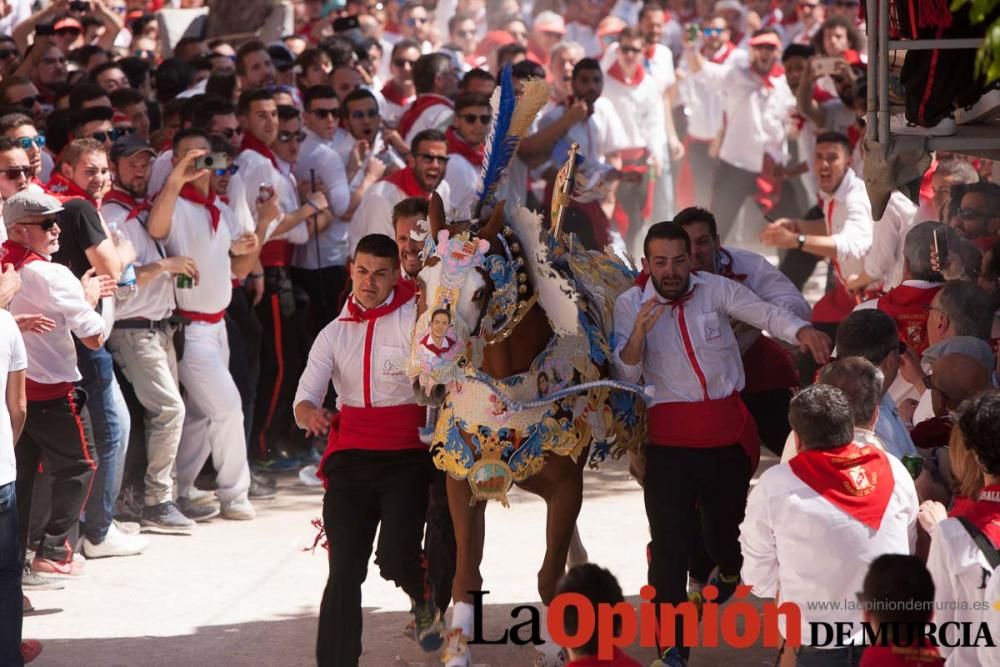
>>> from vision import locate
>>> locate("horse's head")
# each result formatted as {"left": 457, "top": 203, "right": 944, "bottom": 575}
{"left": 408, "top": 193, "right": 507, "bottom": 404}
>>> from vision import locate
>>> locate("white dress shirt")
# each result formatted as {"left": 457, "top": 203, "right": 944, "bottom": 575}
{"left": 537, "top": 98, "right": 630, "bottom": 175}
{"left": 693, "top": 59, "right": 794, "bottom": 173}
{"left": 927, "top": 502, "right": 1000, "bottom": 667}
{"left": 235, "top": 148, "right": 282, "bottom": 225}
{"left": 678, "top": 45, "right": 743, "bottom": 141}
{"left": 601, "top": 71, "right": 667, "bottom": 163}
{"left": 148, "top": 149, "right": 174, "bottom": 197}
{"left": 272, "top": 157, "right": 311, "bottom": 246}
{"left": 161, "top": 197, "right": 243, "bottom": 315}
{"left": 444, "top": 151, "right": 480, "bottom": 220}
{"left": 863, "top": 190, "right": 918, "bottom": 289}
{"left": 102, "top": 202, "right": 175, "bottom": 322}
{"left": 612, "top": 272, "right": 809, "bottom": 404}
{"left": 10, "top": 256, "right": 105, "bottom": 384}
{"left": 721, "top": 246, "right": 812, "bottom": 322}
{"left": 348, "top": 177, "right": 450, "bottom": 257}
{"left": 294, "top": 290, "right": 417, "bottom": 413}
{"left": 820, "top": 168, "right": 874, "bottom": 284}
{"left": 0, "top": 310, "right": 26, "bottom": 487}
{"left": 740, "top": 448, "right": 918, "bottom": 645}
{"left": 293, "top": 131, "right": 351, "bottom": 270}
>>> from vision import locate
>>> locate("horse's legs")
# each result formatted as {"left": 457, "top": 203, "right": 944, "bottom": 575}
{"left": 567, "top": 525, "right": 589, "bottom": 568}
{"left": 446, "top": 475, "right": 486, "bottom": 605}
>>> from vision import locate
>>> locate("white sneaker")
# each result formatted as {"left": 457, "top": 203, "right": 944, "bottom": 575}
{"left": 890, "top": 113, "right": 956, "bottom": 136}
{"left": 185, "top": 487, "right": 217, "bottom": 505}
{"left": 220, "top": 494, "right": 256, "bottom": 520}
{"left": 81, "top": 523, "right": 150, "bottom": 559}
{"left": 955, "top": 86, "right": 1000, "bottom": 125}
{"left": 298, "top": 464, "right": 322, "bottom": 487}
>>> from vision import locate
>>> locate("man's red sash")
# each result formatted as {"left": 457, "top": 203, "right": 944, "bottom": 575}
{"left": 789, "top": 442, "right": 895, "bottom": 530}
{"left": 317, "top": 404, "right": 427, "bottom": 487}
{"left": 648, "top": 393, "right": 761, "bottom": 473}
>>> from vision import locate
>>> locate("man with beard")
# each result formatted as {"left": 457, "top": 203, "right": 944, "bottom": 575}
{"left": 348, "top": 129, "right": 450, "bottom": 257}
{"left": 236, "top": 40, "right": 277, "bottom": 90}
{"left": 0, "top": 114, "right": 50, "bottom": 192}
{"left": 103, "top": 136, "right": 206, "bottom": 531}
{"left": 612, "top": 221, "right": 830, "bottom": 663}
{"left": 947, "top": 181, "right": 1000, "bottom": 252}
{"left": 444, "top": 92, "right": 490, "bottom": 219}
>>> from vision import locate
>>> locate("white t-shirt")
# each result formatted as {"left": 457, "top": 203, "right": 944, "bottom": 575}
{"left": 0, "top": 310, "right": 26, "bottom": 487}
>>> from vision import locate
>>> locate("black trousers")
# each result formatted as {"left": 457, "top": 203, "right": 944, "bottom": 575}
{"left": 741, "top": 388, "right": 793, "bottom": 457}
{"left": 710, "top": 160, "right": 759, "bottom": 243}
{"left": 15, "top": 390, "right": 97, "bottom": 562}
{"left": 318, "top": 449, "right": 433, "bottom": 667}
{"left": 226, "top": 285, "right": 262, "bottom": 452}
{"left": 290, "top": 265, "right": 348, "bottom": 339}
{"left": 645, "top": 444, "right": 751, "bottom": 657}
{"left": 424, "top": 468, "right": 455, "bottom": 615}
{"left": 252, "top": 266, "right": 308, "bottom": 458}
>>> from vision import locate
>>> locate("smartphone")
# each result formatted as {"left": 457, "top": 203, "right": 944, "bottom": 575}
{"left": 333, "top": 16, "right": 361, "bottom": 33}
{"left": 686, "top": 23, "right": 700, "bottom": 42}
{"left": 34, "top": 23, "right": 55, "bottom": 36}
{"left": 69, "top": 0, "right": 90, "bottom": 11}
{"left": 933, "top": 227, "right": 949, "bottom": 269}
{"left": 194, "top": 152, "right": 228, "bottom": 171}
{"left": 812, "top": 57, "right": 841, "bottom": 77}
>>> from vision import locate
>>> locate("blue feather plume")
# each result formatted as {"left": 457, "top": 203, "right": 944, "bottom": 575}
{"left": 473, "top": 64, "right": 517, "bottom": 216}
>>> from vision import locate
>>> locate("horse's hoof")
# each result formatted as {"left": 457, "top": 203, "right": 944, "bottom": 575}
{"left": 440, "top": 628, "right": 471, "bottom": 666}
{"left": 532, "top": 646, "right": 567, "bottom": 667}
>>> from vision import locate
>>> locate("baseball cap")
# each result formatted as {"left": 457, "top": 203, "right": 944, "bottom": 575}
{"left": 110, "top": 135, "right": 156, "bottom": 163}
{"left": 267, "top": 42, "right": 296, "bottom": 72}
{"left": 748, "top": 32, "right": 783, "bottom": 49}
{"left": 533, "top": 11, "right": 566, "bottom": 35}
{"left": 54, "top": 17, "right": 83, "bottom": 32}
{"left": 3, "top": 190, "right": 64, "bottom": 227}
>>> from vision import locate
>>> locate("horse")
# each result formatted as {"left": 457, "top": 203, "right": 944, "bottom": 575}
{"left": 407, "top": 193, "right": 646, "bottom": 666}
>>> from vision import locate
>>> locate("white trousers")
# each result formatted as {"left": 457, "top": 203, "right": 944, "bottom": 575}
{"left": 175, "top": 321, "right": 250, "bottom": 502}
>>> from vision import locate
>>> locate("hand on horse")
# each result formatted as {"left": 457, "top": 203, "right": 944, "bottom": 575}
{"left": 795, "top": 326, "right": 832, "bottom": 364}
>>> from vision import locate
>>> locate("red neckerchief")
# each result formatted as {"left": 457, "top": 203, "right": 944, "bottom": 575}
{"left": 102, "top": 185, "right": 149, "bottom": 221}
{"left": 757, "top": 62, "right": 786, "bottom": 89}
{"left": 789, "top": 442, "right": 895, "bottom": 530}
{"left": 644, "top": 44, "right": 657, "bottom": 59}
{"left": 707, "top": 41, "right": 736, "bottom": 64}
{"left": 963, "top": 483, "right": 1000, "bottom": 546}
{"left": 0, "top": 240, "right": 48, "bottom": 269}
{"left": 607, "top": 61, "right": 644, "bottom": 87}
{"left": 876, "top": 282, "right": 942, "bottom": 352}
{"left": 397, "top": 94, "right": 454, "bottom": 142}
{"left": 972, "top": 235, "right": 999, "bottom": 252}
{"left": 859, "top": 641, "right": 943, "bottom": 667}
{"left": 340, "top": 279, "right": 416, "bottom": 323}
{"left": 421, "top": 333, "right": 457, "bottom": 356}
{"left": 46, "top": 171, "right": 97, "bottom": 206}
{"left": 383, "top": 167, "right": 431, "bottom": 198}
{"left": 632, "top": 273, "right": 696, "bottom": 312}
{"left": 178, "top": 184, "right": 221, "bottom": 232}
{"left": 381, "top": 80, "right": 415, "bottom": 107}
{"left": 240, "top": 132, "right": 279, "bottom": 169}
{"left": 717, "top": 248, "right": 748, "bottom": 282}
{"left": 445, "top": 127, "right": 484, "bottom": 168}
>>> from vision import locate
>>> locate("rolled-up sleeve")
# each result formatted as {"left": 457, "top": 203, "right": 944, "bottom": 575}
{"left": 831, "top": 198, "right": 874, "bottom": 265}
{"left": 611, "top": 290, "right": 643, "bottom": 384}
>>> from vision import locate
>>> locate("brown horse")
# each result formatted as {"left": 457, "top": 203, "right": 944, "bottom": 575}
{"left": 409, "top": 195, "right": 640, "bottom": 666}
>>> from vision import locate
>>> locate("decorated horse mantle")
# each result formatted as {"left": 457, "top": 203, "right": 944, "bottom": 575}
{"left": 407, "top": 202, "right": 648, "bottom": 506}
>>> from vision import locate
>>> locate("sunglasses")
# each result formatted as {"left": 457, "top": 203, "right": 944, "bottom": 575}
{"left": 619, "top": 45, "right": 643, "bottom": 55}
{"left": 14, "top": 136, "right": 45, "bottom": 150}
{"left": 392, "top": 58, "right": 416, "bottom": 68}
{"left": 214, "top": 164, "right": 240, "bottom": 176}
{"left": 0, "top": 166, "right": 32, "bottom": 180}
{"left": 278, "top": 130, "right": 307, "bottom": 143}
{"left": 957, "top": 207, "right": 989, "bottom": 221}
{"left": 461, "top": 113, "right": 491, "bottom": 125}
{"left": 219, "top": 127, "right": 243, "bottom": 140}
{"left": 310, "top": 108, "right": 339, "bottom": 119}
{"left": 702, "top": 27, "right": 724, "bottom": 36}
{"left": 55, "top": 28, "right": 82, "bottom": 37}
{"left": 12, "top": 96, "right": 39, "bottom": 109}
{"left": 91, "top": 128, "right": 134, "bottom": 143}
{"left": 349, "top": 108, "right": 379, "bottom": 120}
{"left": 0, "top": 49, "right": 17, "bottom": 60}
{"left": 20, "top": 216, "right": 58, "bottom": 231}
{"left": 416, "top": 153, "right": 448, "bottom": 164}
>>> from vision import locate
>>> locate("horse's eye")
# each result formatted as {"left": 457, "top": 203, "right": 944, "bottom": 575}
{"left": 472, "top": 288, "right": 486, "bottom": 302}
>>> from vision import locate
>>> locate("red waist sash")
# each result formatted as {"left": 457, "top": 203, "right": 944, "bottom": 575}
{"left": 176, "top": 309, "right": 226, "bottom": 324}
{"left": 317, "top": 403, "right": 426, "bottom": 487}
{"left": 26, "top": 379, "right": 74, "bottom": 402}
{"left": 259, "top": 239, "right": 293, "bottom": 267}
{"left": 648, "top": 393, "right": 760, "bottom": 472}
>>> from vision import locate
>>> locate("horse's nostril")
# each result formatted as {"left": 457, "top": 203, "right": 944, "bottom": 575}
{"left": 429, "top": 384, "right": 447, "bottom": 405}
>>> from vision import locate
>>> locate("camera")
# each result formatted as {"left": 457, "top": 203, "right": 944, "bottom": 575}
{"left": 194, "top": 153, "right": 228, "bottom": 171}
{"left": 69, "top": 1, "right": 90, "bottom": 11}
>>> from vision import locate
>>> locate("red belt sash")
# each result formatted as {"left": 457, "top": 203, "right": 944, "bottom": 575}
{"left": 25, "top": 379, "right": 74, "bottom": 402}
{"left": 648, "top": 393, "right": 760, "bottom": 473}
{"left": 177, "top": 309, "right": 226, "bottom": 324}
{"left": 741, "top": 335, "right": 799, "bottom": 393}
{"left": 259, "top": 239, "right": 293, "bottom": 267}
{"left": 317, "top": 403, "right": 426, "bottom": 487}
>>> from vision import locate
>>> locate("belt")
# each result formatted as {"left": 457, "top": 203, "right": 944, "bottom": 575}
{"left": 115, "top": 317, "right": 172, "bottom": 330}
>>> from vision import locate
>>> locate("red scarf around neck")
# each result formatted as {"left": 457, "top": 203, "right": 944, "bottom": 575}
{"left": 46, "top": 171, "right": 97, "bottom": 206}
{"left": 240, "top": 132, "right": 279, "bottom": 169}
{"left": 397, "top": 94, "right": 454, "bottom": 141}
{"left": 383, "top": 167, "right": 431, "bottom": 199}
{"left": 877, "top": 283, "right": 942, "bottom": 353}
{"left": 445, "top": 127, "right": 484, "bottom": 168}
{"left": 381, "top": 80, "right": 415, "bottom": 107}
{"left": 179, "top": 184, "right": 221, "bottom": 232}
{"left": 607, "top": 61, "right": 644, "bottom": 87}
{"left": 963, "top": 483, "right": 1000, "bottom": 546}
{"left": 1, "top": 240, "right": 48, "bottom": 269}
{"left": 102, "top": 186, "right": 149, "bottom": 222}
{"left": 708, "top": 42, "right": 736, "bottom": 64}
{"left": 789, "top": 442, "right": 895, "bottom": 530}
{"left": 756, "top": 63, "right": 786, "bottom": 89}
{"left": 341, "top": 279, "right": 416, "bottom": 322}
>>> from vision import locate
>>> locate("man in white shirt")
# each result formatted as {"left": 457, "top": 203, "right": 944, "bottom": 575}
{"left": 444, "top": 92, "right": 489, "bottom": 219}
{"left": 761, "top": 131, "right": 872, "bottom": 336}
{"left": 0, "top": 276, "right": 26, "bottom": 667}
{"left": 381, "top": 40, "right": 420, "bottom": 129}
{"left": 5, "top": 190, "right": 111, "bottom": 576}
{"left": 686, "top": 29, "right": 794, "bottom": 242}
{"left": 397, "top": 53, "right": 458, "bottom": 147}
{"left": 103, "top": 136, "right": 207, "bottom": 531}
{"left": 926, "top": 390, "right": 1000, "bottom": 667}
{"left": 612, "top": 221, "right": 830, "bottom": 662}
{"left": 349, "top": 129, "right": 450, "bottom": 257}
{"left": 294, "top": 233, "right": 443, "bottom": 666}
{"left": 741, "top": 383, "right": 917, "bottom": 666}
{"left": 146, "top": 128, "right": 266, "bottom": 521}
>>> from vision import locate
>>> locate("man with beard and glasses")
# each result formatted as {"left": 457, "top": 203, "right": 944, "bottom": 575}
{"left": 103, "top": 135, "right": 207, "bottom": 532}
{"left": 612, "top": 221, "right": 830, "bottom": 664}
{"left": 348, "top": 129, "right": 450, "bottom": 257}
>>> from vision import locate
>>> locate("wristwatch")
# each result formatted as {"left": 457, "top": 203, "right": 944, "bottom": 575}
{"left": 796, "top": 234, "right": 807, "bottom": 250}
